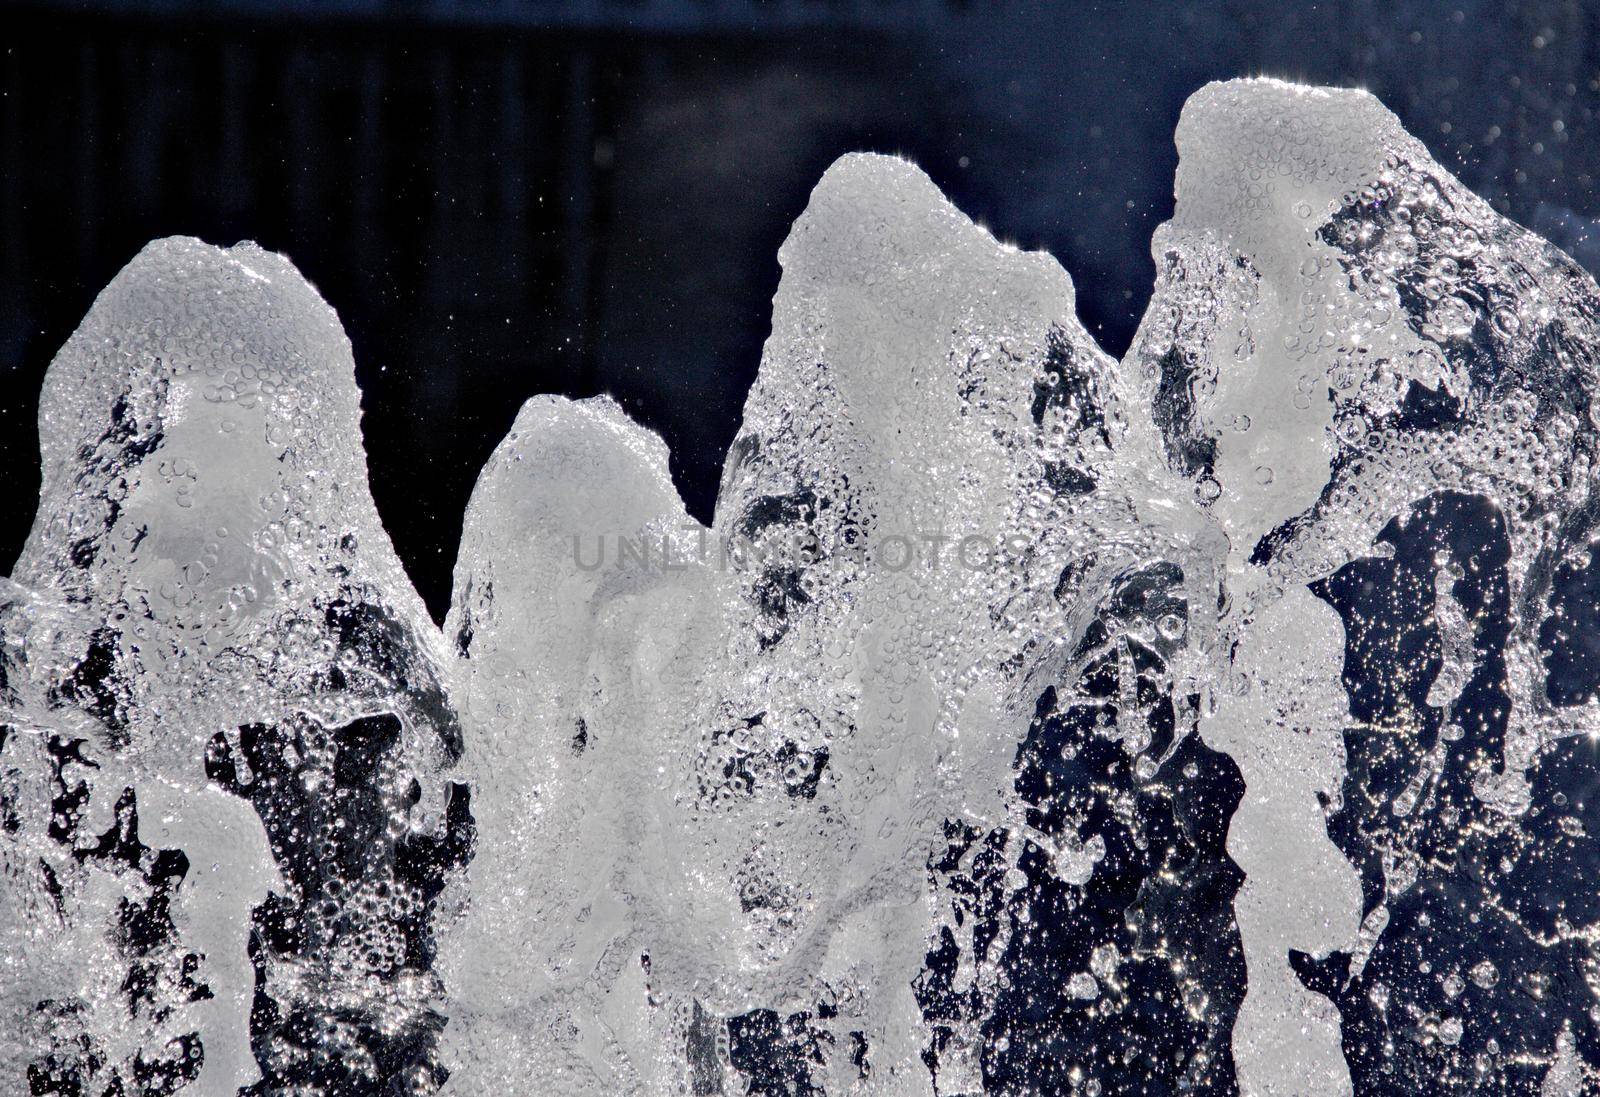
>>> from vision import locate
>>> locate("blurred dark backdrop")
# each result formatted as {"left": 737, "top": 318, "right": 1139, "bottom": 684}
{"left": 4, "top": 0, "right": 1600, "bottom": 619}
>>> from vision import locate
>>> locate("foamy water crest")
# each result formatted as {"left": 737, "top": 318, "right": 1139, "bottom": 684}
{"left": 4, "top": 80, "right": 1600, "bottom": 1096}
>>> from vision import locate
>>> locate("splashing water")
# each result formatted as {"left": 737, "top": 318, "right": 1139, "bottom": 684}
{"left": 4, "top": 79, "right": 1600, "bottom": 1096}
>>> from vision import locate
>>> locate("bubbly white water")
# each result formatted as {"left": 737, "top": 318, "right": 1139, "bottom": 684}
{"left": 5, "top": 79, "right": 1600, "bottom": 1096}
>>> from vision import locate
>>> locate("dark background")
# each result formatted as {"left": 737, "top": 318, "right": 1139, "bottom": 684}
{"left": 5, "top": 0, "right": 1600, "bottom": 620}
